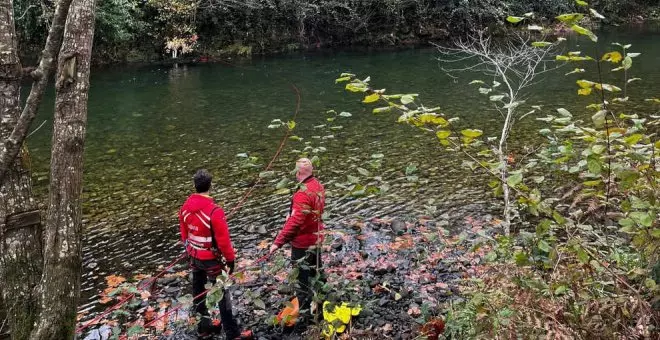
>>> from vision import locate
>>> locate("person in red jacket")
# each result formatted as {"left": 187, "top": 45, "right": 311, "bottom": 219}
{"left": 269, "top": 158, "right": 325, "bottom": 315}
{"left": 179, "top": 169, "right": 252, "bottom": 340}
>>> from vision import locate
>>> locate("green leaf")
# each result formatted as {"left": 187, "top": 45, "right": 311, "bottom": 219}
{"left": 490, "top": 95, "right": 505, "bottom": 101}
{"left": 556, "top": 13, "right": 584, "bottom": 25}
{"left": 532, "top": 41, "right": 552, "bottom": 47}
{"left": 575, "top": 0, "right": 588, "bottom": 6}
{"left": 287, "top": 121, "right": 296, "bottom": 130}
{"left": 565, "top": 68, "right": 585, "bottom": 75}
{"left": 372, "top": 107, "right": 391, "bottom": 114}
{"left": 460, "top": 129, "right": 483, "bottom": 138}
{"left": 595, "top": 83, "right": 622, "bottom": 92}
{"left": 506, "top": 16, "right": 524, "bottom": 23}
{"left": 590, "top": 8, "right": 605, "bottom": 19}
{"left": 587, "top": 156, "right": 602, "bottom": 175}
{"left": 363, "top": 93, "right": 380, "bottom": 103}
{"left": 622, "top": 56, "right": 632, "bottom": 70}
{"left": 401, "top": 95, "right": 414, "bottom": 105}
{"left": 127, "top": 326, "right": 145, "bottom": 337}
{"left": 345, "top": 83, "right": 367, "bottom": 93}
{"left": 577, "top": 247, "right": 589, "bottom": 263}
{"left": 627, "top": 52, "right": 641, "bottom": 58}
{"left": 335, "top": 76, "right": 351, "bottom": 83}
{"left": 357, "top": 167, "right": 371, "bottom": 177}
{"left": 469, "top": 80, "right": 485, "bottom": 85}
{"left": 570, "top": 24, "right": 598, "bottom": 42}
{"left": 347, "top": 175, "right": 360, "bottom": 184}
{"left": 538, "top": 240, "right": 550, "bottom": 252}
{"left": 556, "top": 108, "right": 572, "bottom": 117}
{"left": 514, "top": 251, "right": 529, "bottom": 266}
{"left": 591, "top": 110, "right": 606, "bottom": 128}
{"left": 507, "top": 173, "right": 523, "bottom": 187}
{"left": 371, "top": 153, "right": 385, "bottom": 159}
{"left": 339, "top": 111, "right": 352, "bottom": 117}
{"left": 276, "top": 177, "right": 290, "bottom": 190}
{"left": 554, "top": 285, "right": 568, "bottom": 295}
{"left": 394, "top": 293, "right": 402, "bottom": 301}
{"left": 624, "top": 134, "right": 643, "bottom": 145}
{"left": 273, "top": 188, "right": 290, "bottom": 195}
{"left": 591, "top": 144, "right": 606, "bottom": 154}
{"left": 289, "top": 135, "right": 302, "bottom": 141}
{"left": 436, "top": 130, "right": 451, "bottom": 139}
{"left": 259, "top": 171, "right": 275, "bottom": 178}
{"left": 253, "top": 299, "right": 266, "bottom": 310}
{"left": 553, "top": 211, "right": 567, "bottom": 225}
{"left": 478, "top": 87, "right": 492, "bottom": 94}
{"left": 630, "top": 211, "right": 653, "bottom": 227}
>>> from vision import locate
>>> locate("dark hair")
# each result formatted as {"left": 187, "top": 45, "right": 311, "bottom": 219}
{"left": 193, "top": 169, "right": 212, "bottom": 193}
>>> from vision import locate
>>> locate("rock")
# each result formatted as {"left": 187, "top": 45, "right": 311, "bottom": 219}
{"left": 233, "top": 289, "right": 243, "bottom": 297}
{"left": 158, "top": 276, "right": 176, "bottom": 285}
{"left": 256, "top": 225, "right": 268, "bottom": 234}
{"left": 390, "top": 218, "right": 406, "bottom": 235}
{"left": 414, "top": 296, "right": 423, "bottom": 304}
{"left": 378, "top": 297, "right": 389, "bottom": 307}
{"left": 374, "top": 267, "right": 388, "bottom": 276}
{"left": 361, "top": 308, "right": 374, "bottom": 317}
{"left": 164, "top": 286, "right": 180, "bottom": 294}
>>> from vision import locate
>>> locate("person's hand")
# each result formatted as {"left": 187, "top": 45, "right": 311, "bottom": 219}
{"left": 227, "top": 261, "right": 235, "bottom": 275}
{"left": 269, "top": 244, "right": 280, "bottom": 254}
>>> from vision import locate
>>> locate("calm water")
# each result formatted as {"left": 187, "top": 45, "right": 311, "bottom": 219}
{"left": 23, "top": 25, "right": 660, "bottom": 313}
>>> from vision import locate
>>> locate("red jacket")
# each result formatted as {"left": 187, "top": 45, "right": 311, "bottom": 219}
{"left": 178, "top": 194, "right": 235, "bottom": 261}
{"left": 274, "top": 176, "right": 325, "bottom": 249}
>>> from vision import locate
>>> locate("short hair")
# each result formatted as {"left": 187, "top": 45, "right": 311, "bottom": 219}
{"left": 193, "top": 169, "right": 212, "bottom": 193}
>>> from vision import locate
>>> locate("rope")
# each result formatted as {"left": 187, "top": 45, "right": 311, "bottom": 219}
{"left": 141, "top": 252, "right": 273, "bottom": 330}
{"left": 76, "top": 66, "right": 302, "bottom": 335}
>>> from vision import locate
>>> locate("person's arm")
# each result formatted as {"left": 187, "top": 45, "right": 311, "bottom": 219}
{"left": 210, "top": 208, "right": 236, "bottom": 262}
{"left": 178, "top": 209, "right": 187, "bottom": 244}
{"left": 273, "top": 192, "right": 309, "bottom": 248}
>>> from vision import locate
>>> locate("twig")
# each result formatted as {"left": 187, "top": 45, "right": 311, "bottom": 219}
{"left": 27, "top": 120, "right": 48, "bottom": 138}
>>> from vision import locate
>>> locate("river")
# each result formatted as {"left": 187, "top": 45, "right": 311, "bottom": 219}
{"left": 23, "top": 24, "right": 660, "bottom": 319}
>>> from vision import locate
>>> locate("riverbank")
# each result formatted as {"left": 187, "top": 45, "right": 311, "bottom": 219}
{"left": 79, "top": 214, "right": 493, "bottom": 339}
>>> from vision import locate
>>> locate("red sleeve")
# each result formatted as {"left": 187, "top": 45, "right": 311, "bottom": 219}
{"left": 178, "top": 209, "right": 187, "bottom": 244}
{"left": 274, "top": 192, "right": 309, "bottom": 247}
{"left": 210, "top": 208, "right": 236, "bottom": 262}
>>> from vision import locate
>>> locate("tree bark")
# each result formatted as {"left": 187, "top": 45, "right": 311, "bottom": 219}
{"left": 0, "top": 0, "right": 74, "bottom": 187}
{"left": 30, "top": 0, "right": 95, "bottom": 338}
{"left": 0, "top": 1, "right": 44, "bottom": 339}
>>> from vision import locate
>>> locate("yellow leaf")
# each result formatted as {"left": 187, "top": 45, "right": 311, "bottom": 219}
{"left": 363, "top": 93, "right": 380, "bottom": 103}
{"left": 576, "top": 79, "right": 595, "bottom": 89}
{"left": 578, "top": 88, "right": 592, "bottom": 96}
{"left": 336, "top": 324, "right": 346, "bottom": 333}
{"left": 601, "top": 51, "right": 622, "bottom": 63}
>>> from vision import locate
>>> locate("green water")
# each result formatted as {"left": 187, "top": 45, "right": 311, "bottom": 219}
{"left": 22, "top": 26, "right": 660, "bottom": 310}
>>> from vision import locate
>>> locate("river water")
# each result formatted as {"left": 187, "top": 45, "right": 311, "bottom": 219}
{"left": 23, "top": 25, "right": 660, "bottom": 317}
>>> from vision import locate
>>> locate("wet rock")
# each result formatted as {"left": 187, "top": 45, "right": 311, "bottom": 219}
{"left": 378, "top": 297, "right": 389, "bottom": 307}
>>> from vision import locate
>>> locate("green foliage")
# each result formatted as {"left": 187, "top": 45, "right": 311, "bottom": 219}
{"left": 337, "top": 3, "right": 659, "bottom": 334}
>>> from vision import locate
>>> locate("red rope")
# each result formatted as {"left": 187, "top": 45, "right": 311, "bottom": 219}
{"left": 141, "top": 252, "right": 273, "bottom": 329}
{"left": 76, "top": 72, "right": 302, "bottom": 335}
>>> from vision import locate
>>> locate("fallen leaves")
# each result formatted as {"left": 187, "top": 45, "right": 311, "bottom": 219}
{"left": 105, "top": 274, "right": 126, "bottom": 288}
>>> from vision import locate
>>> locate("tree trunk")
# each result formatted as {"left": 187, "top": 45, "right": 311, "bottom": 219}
{"left": 0, "top": 0, "right": 74, "bottom": 187}
{"left": 30, "top": 0, "right": 95, "bottom": 338}
{"left": 0, "top": 2, "right": 44, "bottom": 339}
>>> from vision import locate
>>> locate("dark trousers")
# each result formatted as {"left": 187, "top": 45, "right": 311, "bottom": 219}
{"left": 191, "top": 258, "right": 240, "bottom": 338}
{"left": 291, "top": 247, "right": 323, "bottom": 313}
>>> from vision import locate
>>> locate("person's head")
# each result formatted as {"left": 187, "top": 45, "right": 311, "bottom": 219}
{"left": 193, "top": 169, "right": 212, "bottom": 193}
{"left": 295, "top": 158, "right": 313, "bottom": 182}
